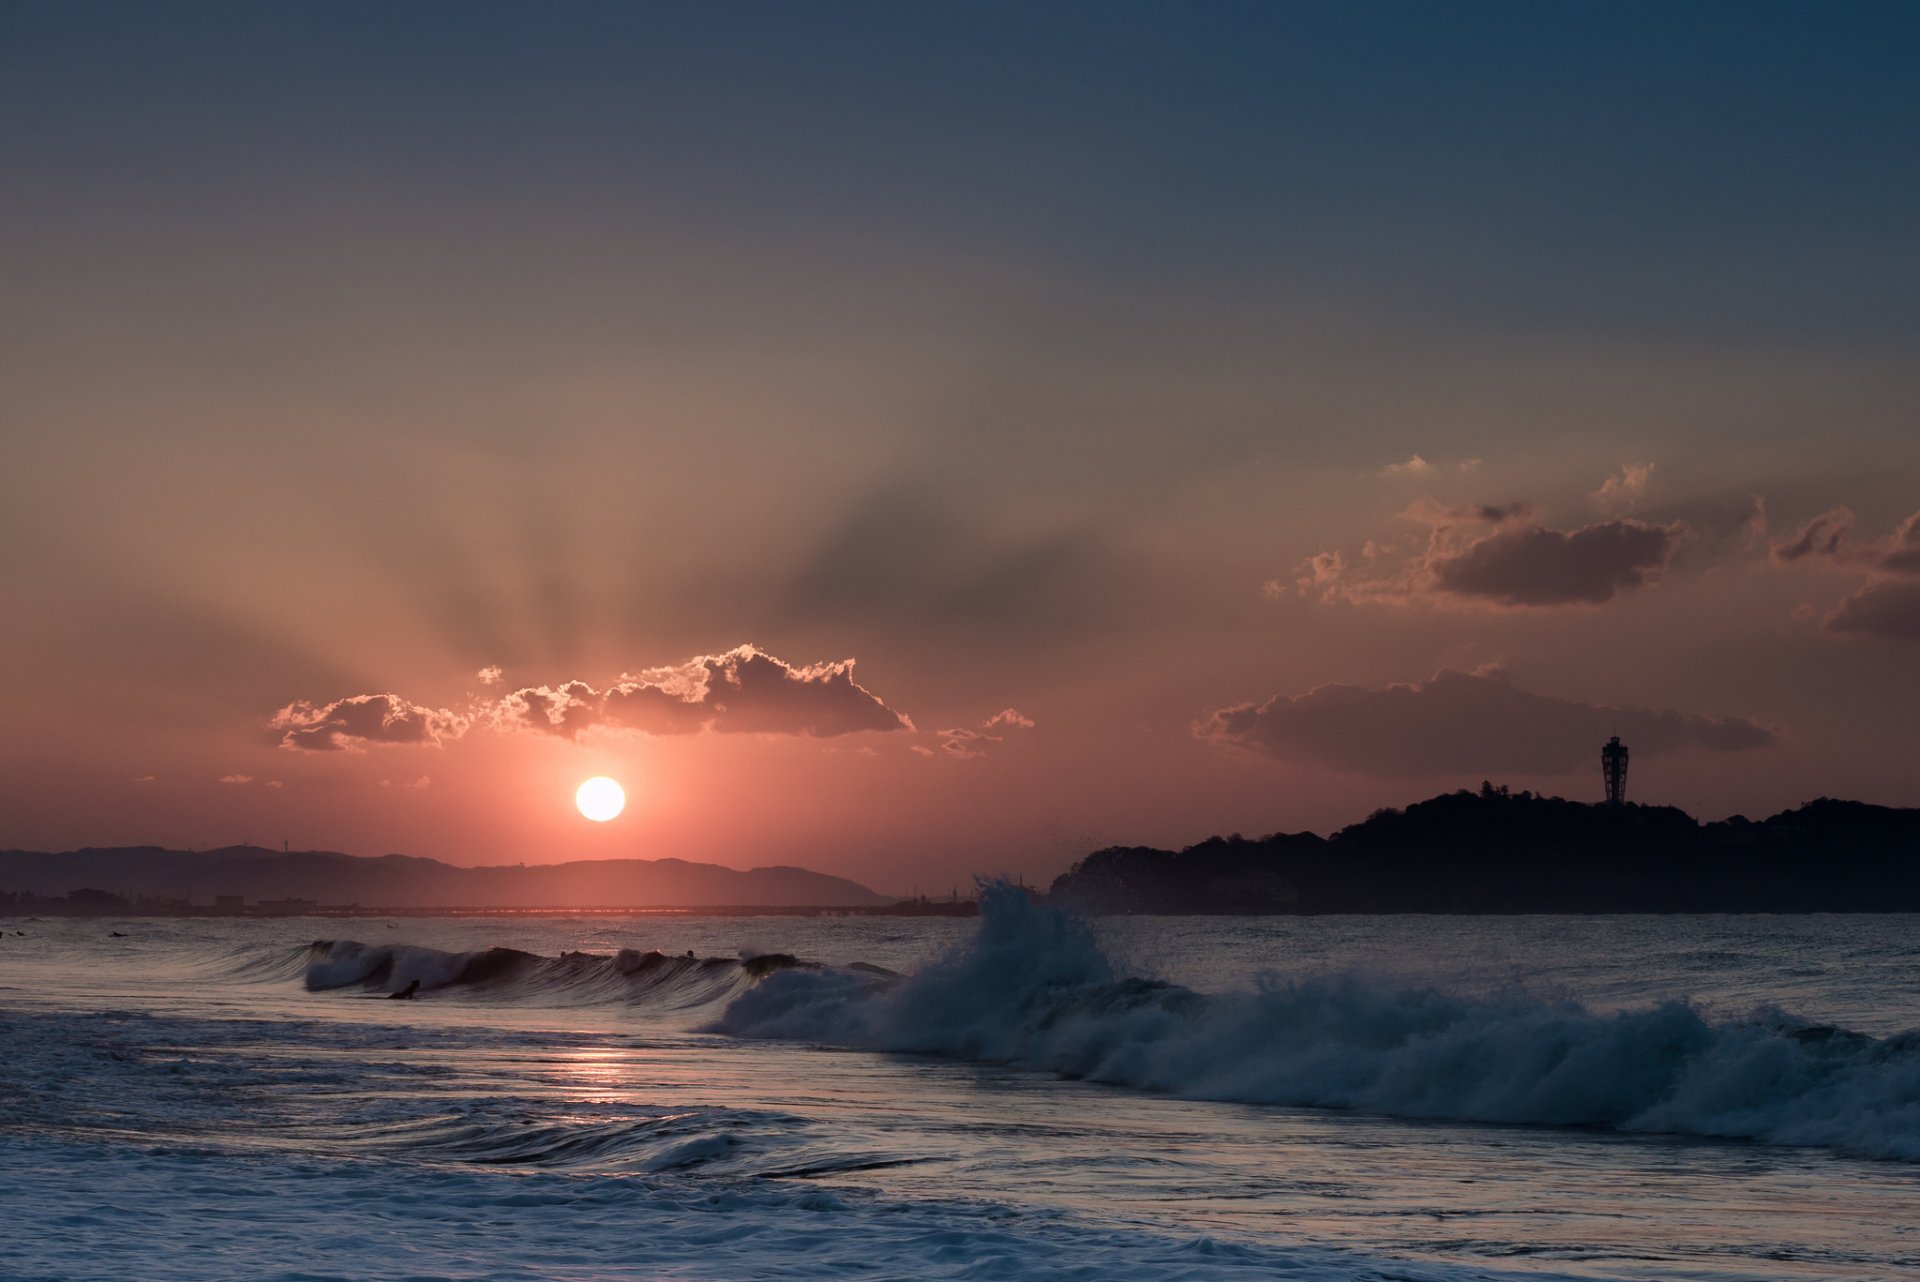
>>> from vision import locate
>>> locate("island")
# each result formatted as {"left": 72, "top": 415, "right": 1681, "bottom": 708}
{"left": 1048, "top": 785, "right": 1920, "bottom": 914}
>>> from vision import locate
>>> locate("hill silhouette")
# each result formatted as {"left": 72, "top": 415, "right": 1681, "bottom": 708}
{"left": 0, "top": 846, "right": 887, "bottom": 910}
{"left": 1049, "top": 785, "right": 1920, "bottom": 914}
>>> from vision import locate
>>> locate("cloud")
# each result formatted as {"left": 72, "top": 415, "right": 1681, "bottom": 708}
{"left": 1770, "top": 507, "right": 1920, "bottom": 642}
{"left": 277, "top": 646, "right": 911, "bottom": 750}
{"left": 1430, "top": 519, "right": 1681, "bottom": 606}
{"left": 1885, "top": 513, "right": 1920, "bottom": 575}
{"left": 1199, "top": 666, "right": 1777, "bottom": 777}
{"left": 492, "top": 680, "right": 604, "bottom": 738}
{"left": 130, "top": 775, "right": 156, "bottom": 784}
{"left": 272, "top": 693, "right": 469, "bottom": 752}
{"left": 1771, "top": 506, "right": 1858, "bottom": 566}
{"left": 476, "top": 665, "right": 504, "bottom": 686}
{"left": 1825, "top": 579, "right": 1920, "bottom": 641}
{"left": 1294, "top": 499, "right": 1682, "bottom": 609}
{"left": 1281, "top": 550, "right": 1350, "bottom": 601}
{"left": 218, "top": 774, "right": 254, "bottom": 785}
{"left": 933, "top": 707, "right": 1035, "bottom": 759}
{"left": 1650, "top": 491, "right": 1767, "bottom": 559}
{"left": 495, "top": 646, "right": 912, "bottom": 740}
{"left": 1381, "top": 455, "right": 1481, "bottom": 478}
{"left": 379, "top": 776, "right": 432, "bottom": 791}
{"left": 1591, "top": 462, "right": 1654, "bottom": 514}
{"left": 264, "top": 779, "right": 283, "bottom": 789}
{"left": 613, "top": 646, "right": 910, "bottom": 737}
{"left": 1773, "top": 507, "right": 1920, "bottom": 576}
{"left": 1397, "top": 500, "right": 1532, "bottom": 526}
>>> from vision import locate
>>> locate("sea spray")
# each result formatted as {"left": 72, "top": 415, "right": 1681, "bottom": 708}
{"left": 713, "top": 883, "right": 1920, "bottom": 1160}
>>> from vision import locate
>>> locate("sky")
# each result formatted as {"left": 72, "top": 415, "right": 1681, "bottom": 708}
{"left": 3, "top": 2, "right": 1919, "bottom": 894}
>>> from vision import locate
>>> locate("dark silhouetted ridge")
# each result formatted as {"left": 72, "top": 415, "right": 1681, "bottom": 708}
{"left": 1049, "top": 786, "right": 1920, "bottom": 914}
{"left": 0, "top": 845, "right": 886, "bottom": 911}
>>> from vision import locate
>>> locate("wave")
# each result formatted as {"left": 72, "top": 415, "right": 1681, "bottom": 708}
{"left": 300, "top": 940, "right": 809, "bottom": 1011}
{"left": 324, "top": 1102, "right": 793, "bottom": 1174}
{"left": 712, "top": 884, "right": 1920, "bottom": 1162}
{"left": 275, "top": 893, "right": 1920, "bottom": 1161}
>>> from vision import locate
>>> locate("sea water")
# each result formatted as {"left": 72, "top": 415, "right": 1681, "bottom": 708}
{"left": 2, "top": 890, "right": 1917, "bottom": 1281}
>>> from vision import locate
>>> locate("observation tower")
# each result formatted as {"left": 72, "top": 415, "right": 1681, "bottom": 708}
{"left": 1602, "top": 736, "right": 1629, "bottom": 805}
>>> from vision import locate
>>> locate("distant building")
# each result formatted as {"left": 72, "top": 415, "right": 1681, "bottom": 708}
{"left": 254, "top": 897, "right": 319, "bottom": 916}
{"left": 1602, "top": 736, "right": 1629, "bottom": 805}
{"left": 214, "top": 894, "right": 245, "bottom": 914}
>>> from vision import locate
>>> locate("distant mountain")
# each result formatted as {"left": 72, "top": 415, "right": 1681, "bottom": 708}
{"left": 1049, "top": 786, "right": 1920, "bottom": 914}
{"left": 0, "top": 846, "right": 888, "bottom": 909}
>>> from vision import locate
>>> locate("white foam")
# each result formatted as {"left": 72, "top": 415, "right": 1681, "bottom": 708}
{"left": 715, "top": 885, "right": 1920, "bottom": 1161}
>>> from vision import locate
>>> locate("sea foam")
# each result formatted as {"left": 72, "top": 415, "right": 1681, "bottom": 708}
{"left": 713, "top": 884, "right": 1920, "bottom": 1160}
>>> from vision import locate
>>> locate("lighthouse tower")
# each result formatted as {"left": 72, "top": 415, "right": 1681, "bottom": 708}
{"left": 1602, "top": 736, "right": 1629, "bottom": 805}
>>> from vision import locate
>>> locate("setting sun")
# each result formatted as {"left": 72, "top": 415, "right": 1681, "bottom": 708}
{"left": 574, "top": 776, "right": 625, "bottom": 822}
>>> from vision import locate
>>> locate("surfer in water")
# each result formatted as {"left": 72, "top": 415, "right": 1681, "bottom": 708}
{"left": 388, "top": 979, "right": 420, "bottom": 1000}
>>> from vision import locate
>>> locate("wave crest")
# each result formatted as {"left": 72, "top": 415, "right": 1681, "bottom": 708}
{"left": 301, "top": 939, "right": 802, "bottom": 1010}
{"left": 713, "top": 884, "right": 1920, "bottom": 1161}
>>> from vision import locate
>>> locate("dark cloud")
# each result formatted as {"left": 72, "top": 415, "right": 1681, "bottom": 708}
{"left": 1398, "top": 500, "right": 1531, "bottom": 526}
{"left": 1772, "top": 507, "right": 1920, "bottom": 576}
{"left": 272, "top": 694, "right": 468, "bottom": 752}
{"left": 1293, "top": 500, "right": 1682, "bottom": 609}
{"left": 1471, "top": 503, "right": 1532, "bottom": 524}
{"left": 495, "top": 646, "right": 912, "bottom": 739}
{"left": 1199, "top": 666, "right": 1777, "bottom": 777}
{"left": 1430, "top": 519, "right": 1681, "bottom": 606}
{"left": 1769, "top": 507, "right": 1920, "bottom": 642}
{"left": 1771, "top": 507, "right": 1857, "bottom": 565}
{"left": 1826, "top": 580, "right": 1920, "bottom": 642}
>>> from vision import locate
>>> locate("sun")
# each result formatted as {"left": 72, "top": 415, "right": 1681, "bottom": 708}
{"left": 575, "top": 776, "right": 625, "bottom": 822}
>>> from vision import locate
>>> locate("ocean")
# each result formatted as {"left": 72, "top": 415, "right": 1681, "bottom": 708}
{"left": 3, "top": 887, "right": 1917, "bottom": 1281}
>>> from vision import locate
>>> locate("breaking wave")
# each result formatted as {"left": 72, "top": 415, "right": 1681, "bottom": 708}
{"left": 712, "top": 884, "right": 1920, "bottom": 1162}
{"left": 274, "top": 891, "right": 1920, "bottom": 1161}
{"left": 298, "top": 940, "right": 809, "bottom": 1010}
